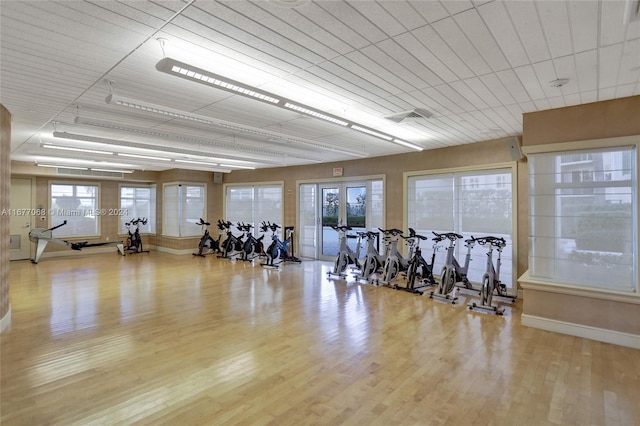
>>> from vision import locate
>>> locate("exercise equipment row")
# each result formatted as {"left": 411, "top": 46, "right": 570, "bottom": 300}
{"left": 193, "top": 219, "right": 301, "bottom": 268}
{"left": 326, "top": 225, "right": 515, "bottom": 315}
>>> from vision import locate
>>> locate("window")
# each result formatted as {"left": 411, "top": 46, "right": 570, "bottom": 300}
{"left": 163, "top": 183, "right": 205, "bottom": 237}
{"left": 529, "top": 146, "right": 637, "bottom": 293}
{"left": 50, "top": 183, "right": 100, "bottom": 237}
{"left": 119, "top": 185, "right": 156, "bottom": 233}
{"left": 225, "top": 184, "right": 283, "bottom": 231}
{"left": 407, "top": 168, "right": 514, "bottom": 289}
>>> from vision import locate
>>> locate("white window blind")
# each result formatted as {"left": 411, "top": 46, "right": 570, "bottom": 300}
{"left": 407, "top": 169, "right": 514, "bottom": 288}
{"left": 163, "top": 184, "right": 205, "bottom": 237}
{"left": 120, "top": 185, "right": 156, "bottom": 233}
{"left": 50, "top": 183, "right": 99, "bottom": 237}
{"left": 225, "top": 184, "right": 283, "bottom": 232}
{"left": 529, "top": 147, "right": 636, "bottom": 292}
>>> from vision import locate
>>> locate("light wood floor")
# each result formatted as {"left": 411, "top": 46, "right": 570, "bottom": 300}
{"left": 2, "top": 251, "right": 639, "bottom": 425}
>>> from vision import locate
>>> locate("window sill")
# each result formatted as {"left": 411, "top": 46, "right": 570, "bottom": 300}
{"left": 518, "top": 269, "right": 640, "bottom": 305}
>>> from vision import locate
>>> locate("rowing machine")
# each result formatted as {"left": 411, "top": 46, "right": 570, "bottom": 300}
{"left": 29, "top": 221, "right": 125, "bottom": 263}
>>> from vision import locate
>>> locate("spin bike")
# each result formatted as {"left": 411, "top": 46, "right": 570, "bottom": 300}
{"left": 217, "top": 221, "right": 245, "bottom": 259}
{"left": 261, "top": 222, "right": 301, "bottom": 268}
{"left": 429, "top": 232, "right": 475, "bottom": 303}
{"left": 326, "top": 225, "right": 363, "bottom": 279}
{"left": 124, "top": 218, "right": 149, "bottom": 254}
{"left": 238, "top": 222, "right": 264, "bottom": 261}
{"left": 375, "top": 228, "right": 416, "bottom": 287}
{"left": 354, "top": 231, "right": 387, "bottom": 282}
{"left": 468, "top": 236, "right": 516, "bottom": 315}
{"left": 394, "top": 229, "right": 437, "bottom": 295}
{"left": 29, "top": 220, "right": 125, "bottom": 263}
{"left": 193, "top": 218, "right": 219, "bottom": 257}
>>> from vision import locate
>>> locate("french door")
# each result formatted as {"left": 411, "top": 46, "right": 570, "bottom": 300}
{"left": 299, "top": 179, "right": 383, "bottom": 261}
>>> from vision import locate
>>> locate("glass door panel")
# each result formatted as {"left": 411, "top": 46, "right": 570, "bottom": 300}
{"left": 321, "top": 186, "right": 340, "bottom": 256}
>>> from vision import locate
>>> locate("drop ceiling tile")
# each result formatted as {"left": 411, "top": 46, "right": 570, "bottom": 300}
{"left": 347, "top": 1, "right": 406, "bottom": 37}
{"left": 408, "top": 1, "right": 449, "bottom": 24}
{"left": 411, "top": 25, "right": 475, "bottom": 80}
{"left": 599, "top": 43, "right": 624, "bottom": 88}
{"left": 599, "top": 0, "right": 628, "bottom": 46}
{"left": 449, "top": 80, "right": 489, "bottom": 110}
{"left": 478, "top": 73, "right": 517, "bottom": 106}
{"left": 432, "top": 16, "right": 492, "bottom": 76}
{"left": 393, "top": 32, "right": 457, "bottom": 84}
{"left": 567, "top": 1, "right": 599, "bottom": 53}
{"left": 618, "top": 39, "right": 640, "bottom": 85}
{"left": 316, "top": 1, "right": 387, "bottom": 44}
{"left": 552, "top": 55, "right": 579, "bottom": 95}
{"left": 537, "top": 1, "right": 573, "bottom": 59}
{"left": 454, "top": 8, "right": 510, "bottom": 72}
{"left": 376, "top": 38, "right": 444, "bottom": 87}
{"left": 496, "top": 69, "right": 532, "bottom": 103}
{"left": 574, "top": 50, "right": 599, "bottom": 92}
{"left": 504, "top": 1, "right": 551, "bottom": 63}
{"left": 463, "top": 77, "right": 502, "bottom": 108}
{"left": 378, "top": 1, "right": 429, "bottom": 31}
{"left": 440, "top": 0, "right": 474, "bottom": 16}
{"left": 477, "top": 1, "right": 530, "bottom": 68}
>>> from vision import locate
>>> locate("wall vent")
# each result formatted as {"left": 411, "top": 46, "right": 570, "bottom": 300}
{"left": 384, "top": 108, "right": 433, "bottom": 123}
{"left": 56, "top": 168, "right": 123, "bottom": 179}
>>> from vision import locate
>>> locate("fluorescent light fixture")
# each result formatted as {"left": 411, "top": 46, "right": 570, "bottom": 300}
{"left": 36, "top": 163, "right": 88, "bottom": 170}
{"left": 106, "top": 94, "right": 217, "bottom": 125}
{"left": 283, "top": 103, "right": 349, "bottom": 126}
{"left": 174, "top": 159, "right": 219, "bottom": 166}
{"left": 393, "top": 139, "right": 423, "bottom": 151}
{"left": 153, "top": 59, "right": 425, "bottom": 152}
{"left": 106, "top": 95, "right": 366, "bottom": 158}
{"left": 91, "top": 168, "right": 135, "bottom": 174}
{"left": 118, "top": 153, "right": 171, "bottom": 161}
{"left": 74, "top": 116, "right": 170, "bottom": 138}
{"left": 42, "top": 144, "right": 112, "bottom": 155}
{"left": 156, "top": 58, "right": 281, "bottom": 104}
{"left": 219, "top": 164, "right": 256, "bottom": 170}
{"left": 350, "top": 125, "right": 393, "bottom": 141}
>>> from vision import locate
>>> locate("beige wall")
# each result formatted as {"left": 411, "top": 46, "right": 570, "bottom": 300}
{"left": 520, "top": 95, "right": 640, "bottom": 338}
{"left": 1, "top": 104, "right": 11, "bottom": 332}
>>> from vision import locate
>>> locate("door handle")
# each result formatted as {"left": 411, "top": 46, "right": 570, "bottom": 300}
{"left": 23, "top": 221, "right": 30, "bottom": 228}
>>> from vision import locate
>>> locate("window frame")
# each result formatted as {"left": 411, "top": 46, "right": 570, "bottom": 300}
{"left": 223, "top": 181, "right": 284, "bottom": 234}
{"left": 118, "top": 184, "right": 156, "bottom": 234}
{"left": 48, "top": 181, "right": 101, "bottom": 238}
{"left": 521, "top": 135, "right": 639, "bottom": 300}
{"left": 161, "top": 182, "right": 207, "bottom": 238}
{"left": 403, "top": 162, "right": 518, "bottom": 290}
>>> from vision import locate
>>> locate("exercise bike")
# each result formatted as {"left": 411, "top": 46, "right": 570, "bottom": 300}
{"left": 468, "top": 236, "right": 516, "bottom": 315}
{"left": 429, "top": 232, "right": 475, "bottom": 303}
{"left": 261, "top": 222, "right": 301, "bottom": 268}
{"left": 375, "top": 228, "right": 416, "bottom": 287}
{"left": 326, "top": 224, "right": 363, "bottom": 279}
{"left": 217, "top": 221, "right": 245, "bottom": 259}
{"left": 238, "top": 222, "right": 264, "bottom": 261}
{"left": 124, "top": 217, "right": 149, "bottom": 254}
{"left": 354, "top": 231, "right": 387, "bottom": 282}
{"left": 394, "top": 229, "right": 438, "bottom": 295}
{"left": 29, "top": 220, "right": 125, "bottom": 263}
{"left": 193, "top": 218, "right": 219, "bottom": 257}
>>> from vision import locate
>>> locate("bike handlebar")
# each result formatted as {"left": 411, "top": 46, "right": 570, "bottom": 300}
{"left": 432, "top": 231, "right": 464, "bottom": 242}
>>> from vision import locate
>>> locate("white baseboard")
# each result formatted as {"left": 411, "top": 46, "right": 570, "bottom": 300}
{"left": 521, "top": 314, "right": 640, "bottom": 349}
{"left": 1, "top": 305, "right": 11, "bottom": 334}
{"left": 153, "top": 246, "right": 194, "bottom": 255}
